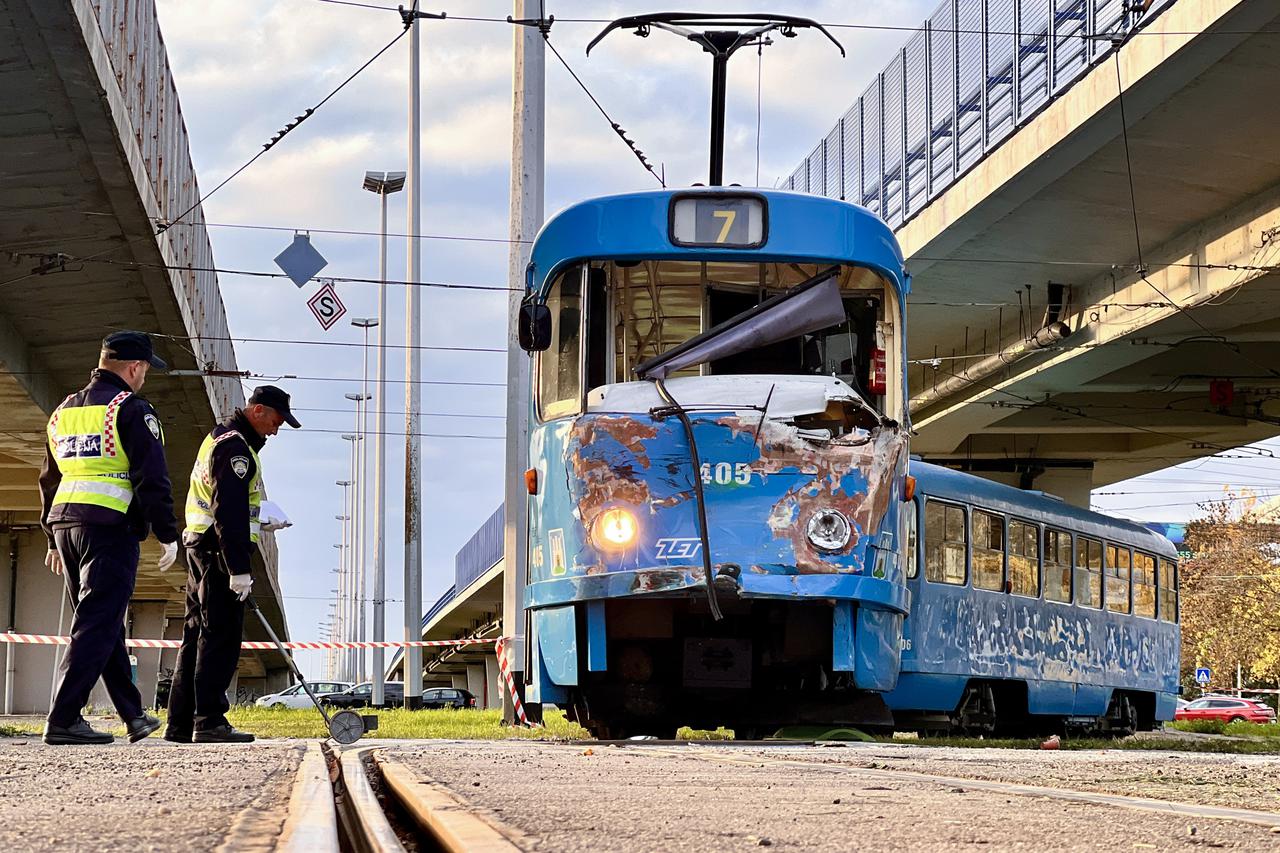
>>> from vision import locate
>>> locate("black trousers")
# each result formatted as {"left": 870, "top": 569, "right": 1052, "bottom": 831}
{"left": 47, "top": 524, "right": 144, "bottom": 728}
{"left": 165, "top": 545, "right": 245, "bottom": 733}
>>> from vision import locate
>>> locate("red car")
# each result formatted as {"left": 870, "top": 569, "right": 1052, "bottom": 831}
{"left": 1175, "top": 696, "right": 1277, "bottom": 724}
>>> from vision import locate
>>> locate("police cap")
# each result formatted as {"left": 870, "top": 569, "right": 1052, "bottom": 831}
{"left": 248, "top": 385, "right": 301, "bottom": 428}
{"left": 102, "top": 330, "right": 167, "bottom": 370}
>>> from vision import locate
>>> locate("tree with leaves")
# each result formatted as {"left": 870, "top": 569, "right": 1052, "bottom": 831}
{"left": 1179, "top": 494, "right": 1280, "bottom": 691}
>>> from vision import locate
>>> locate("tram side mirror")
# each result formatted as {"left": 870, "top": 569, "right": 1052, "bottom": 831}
{"left": 518, "top": 302, "right": 552, "bottom": 352}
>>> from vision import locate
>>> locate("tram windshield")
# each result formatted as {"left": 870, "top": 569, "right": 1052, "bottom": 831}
{"left": 537, "top": 260, "right": 901, "bottom": 423}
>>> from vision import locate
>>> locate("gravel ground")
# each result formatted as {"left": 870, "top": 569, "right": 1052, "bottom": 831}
{"left": 775, "top": 742, "right": 1280, "bottom": 812}
{"left": 385, "top": 741, "right": 1280, "bottom": 851}
{"left": 0, "top": 735, "right": 304, "bottom": 853}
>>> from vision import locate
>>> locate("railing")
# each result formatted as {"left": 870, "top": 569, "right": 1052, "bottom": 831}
{"left": 785, "top": 0, "right": 1179, "bottom": 229}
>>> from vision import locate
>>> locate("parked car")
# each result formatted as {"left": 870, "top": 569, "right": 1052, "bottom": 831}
{"left": 256, "top": 681, "right": 352, "bottom": 709}
{"left": 320, "top": 681, "right": 404, "bottom": 709}
{"left": 422, "top": 687, "right": 478, "bottom": 709}
{"left": 1175, "top": 696, "right": 1277, "bottom": 724}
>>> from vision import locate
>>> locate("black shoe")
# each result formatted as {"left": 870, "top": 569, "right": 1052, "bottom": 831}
{"left": 43, "top": 719, "right": 114, "bottom": 745}
{"left": 193, "top": 725, "right": 255, "bottom": 743}
{"left": 162, "top": 728, "right": 192, "bottom": 744}
{"left": 126, "top": 713, "right": 162, "bottom": 743}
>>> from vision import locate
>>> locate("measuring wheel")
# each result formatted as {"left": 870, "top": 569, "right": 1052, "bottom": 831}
{"left": 328, "top": 710, "right": 367, "bottom": 744}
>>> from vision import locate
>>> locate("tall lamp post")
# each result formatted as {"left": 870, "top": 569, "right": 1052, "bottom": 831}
{"left": 335, "top": 477, "right": 352, "bottom": 680}
{"left": 342, "top": 394, "right": 370, "bottom": 682}
{"left": 350, "top": 316, "right": 378, "bottom": 682}
{"left": 361, "top": 172, "right": 404, "bottom": 707}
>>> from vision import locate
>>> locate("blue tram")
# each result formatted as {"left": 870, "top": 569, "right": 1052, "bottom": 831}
{"left": 516, "top": 188, "right": 914, "bottom": 737}
{"left": 890, "top": 462, "right": 1181, "bottom": 734}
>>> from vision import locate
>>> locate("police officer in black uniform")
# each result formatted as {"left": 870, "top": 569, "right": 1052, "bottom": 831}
{"left": 165, "top": 385, "right": 299, "bottom": 744}
{"left": 39, "top": 331, "right": 179, "bottom": 745}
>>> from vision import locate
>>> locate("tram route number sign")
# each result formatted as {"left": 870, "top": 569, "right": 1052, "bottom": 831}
{"left": 1196, "top": 667, "right": 1211, "bottom": 686}
{"left": 307, "top": 282, "right": 347, "bottom": 331}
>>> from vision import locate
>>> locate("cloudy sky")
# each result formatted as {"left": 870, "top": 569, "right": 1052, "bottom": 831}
{"left": 151, "top": 0, "right": 1278, "bottom": 678}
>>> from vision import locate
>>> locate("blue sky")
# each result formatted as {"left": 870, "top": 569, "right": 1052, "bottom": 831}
{"left": 152, "top": 0, "right": 1279, "bottom": 677}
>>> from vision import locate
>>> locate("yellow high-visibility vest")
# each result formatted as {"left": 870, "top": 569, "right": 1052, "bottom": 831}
{"left": 47, "top": 390, "right": 135, "bottom": 515}
{"left": 185, "top": 430, "right": 264, "bottom": 543}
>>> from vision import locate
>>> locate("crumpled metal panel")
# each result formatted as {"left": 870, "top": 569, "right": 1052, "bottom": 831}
{"left": 526, "top": 408, "right": 909, "bottom": 595}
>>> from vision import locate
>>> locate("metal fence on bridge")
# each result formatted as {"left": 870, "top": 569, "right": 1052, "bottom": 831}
{"left": 784, "top": 0, "right": 1179, "bottom": 228}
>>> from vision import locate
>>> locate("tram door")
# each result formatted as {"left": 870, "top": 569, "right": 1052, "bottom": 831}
{"left": 900, "top": 497, "right": 921, "bottom": 667}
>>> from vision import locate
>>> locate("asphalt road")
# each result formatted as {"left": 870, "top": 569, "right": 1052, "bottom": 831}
{"left": 0, "top": 735, "right": 303, "bottom": 853}
{"left": 384, "top": 741, "right": 1280, "bottom": 851}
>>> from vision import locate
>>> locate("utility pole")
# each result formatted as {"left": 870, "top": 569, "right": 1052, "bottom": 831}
{"left": 502, "top": 0, "right": 545, "bottom": 723}
{"left": 361, "top": 173, "right": 404, "bottom": 706}
{"left": 400, "top": 4, "right": 443, "bottom": 709}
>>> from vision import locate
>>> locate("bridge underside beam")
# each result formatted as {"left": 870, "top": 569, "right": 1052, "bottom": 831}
{"left": 912, "top": 166, "right": 1280, "bottom": 487}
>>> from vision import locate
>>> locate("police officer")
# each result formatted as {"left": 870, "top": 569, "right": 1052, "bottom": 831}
{"left": 165, "top": 385, "right": 299, "bottom": 743}
{"left": 39, "top": 331, "right": 179, "bottom": 745}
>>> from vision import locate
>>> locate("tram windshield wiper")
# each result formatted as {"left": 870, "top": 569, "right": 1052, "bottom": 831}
{"left": 635, "top": 265, "right": 846, "bottom": 380}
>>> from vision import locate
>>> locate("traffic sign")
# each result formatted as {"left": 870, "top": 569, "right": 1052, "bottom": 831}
{"left": 275, "top": 234, "right": 328, "bottom": 287}
{"left": 307, "top": 282, "right": 346, "bottom": 331}
{"left": 1195, "top": 667, "right": 1211, "bottom": 686}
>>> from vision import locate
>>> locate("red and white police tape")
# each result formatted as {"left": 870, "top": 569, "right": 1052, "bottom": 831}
{"left": 0, "top": 630, "right": 538, "bottom": 727}
{"left": 0, "top": 632, "right": 498, "bottom": 651}
{"left": 494, "top": 636, "right": 531, "bottom": 726}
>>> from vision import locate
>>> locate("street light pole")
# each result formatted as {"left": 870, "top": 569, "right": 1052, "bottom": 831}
{"left": 351, "top": 317, "right": 378, "bottom": 683}
{"left": 335, "top": 478, "right": 352, "bottom": 680}
{"left": 361, "top": 173, "right": 404, "bottom": 706}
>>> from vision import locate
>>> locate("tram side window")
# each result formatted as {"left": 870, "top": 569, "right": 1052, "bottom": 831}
{"left": 538, "top": 268, "right": 583, "bottom": 420}
{"left": 1159, "top": 559, "right": 1178, "bottom": 622}
{"left": 924, "top": 501, "right": 965, "bottom": 585}
{"left": 904, "top": 501, "right": 919, "bottom": 579}
{"left": 1075, "top": 537, "right": 1103, "bottom": 608}
{"left": 1106, "top": 544, "right": 1132, "bottom": 614}
{"left": 1008, "top": 520, "right": 1039, "bottom": 597}
{"left": 971, "top": 510, "right": 1005, "bottom": 591}
{"left": 1133, "top": 552, "right": 1157, "bottom": 618}
{"left": 1044, "top": 528, "right": 1071, "bottom": 602}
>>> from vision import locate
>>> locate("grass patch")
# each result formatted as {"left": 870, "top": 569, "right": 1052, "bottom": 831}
{"left": 0, "top": 724, "right": 38, "bottom": 737}
{"left": 1168, "top": 719, "right": 1280, "bottom": 739}
{"left": 225, "top": 706, "right": 590, "bottom": 740}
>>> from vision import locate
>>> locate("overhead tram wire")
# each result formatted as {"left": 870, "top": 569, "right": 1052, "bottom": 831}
{"left": 31, "top": 255, "right": 519, "bottom": 292}
{"left": 538, "top": 26, "right": 665, "bottom": 187}
{"left": 0, "top": 18, "right": 411, "bottom": 291}
{"left": 311, "top": 1, "right": 1280, "bottom": 37}
{"left": 145, "top": 330, "right": 505, "bottom": 354}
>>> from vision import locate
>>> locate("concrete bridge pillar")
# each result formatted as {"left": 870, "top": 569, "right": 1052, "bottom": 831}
{"left": 130, "top": 602, "right": 166, "bottom": 711}
{"left": 466, "top": 664, "right": 486, "bottom": 706}
{"left": 484, "top": 655, "right": 502, "bottom": 710}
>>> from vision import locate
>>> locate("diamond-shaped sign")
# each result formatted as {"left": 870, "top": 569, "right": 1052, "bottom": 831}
{"left": 274, "top": 234, "right": 328, "bottom": 288}
{"left": 307, "top": 281, "right": 346, "bottom": 331}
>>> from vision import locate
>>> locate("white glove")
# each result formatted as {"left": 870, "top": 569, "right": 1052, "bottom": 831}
{"left": 157, "top": 541, "right": 178, "bottom": 573}
{"left": 45, "top": 549, "right": 63, "bottom": 576}
{"left": 229, "top": 573, "right": 253, "bottom": 602}
{"left": 259, "top": 500, "right": 292, "bottom": 533}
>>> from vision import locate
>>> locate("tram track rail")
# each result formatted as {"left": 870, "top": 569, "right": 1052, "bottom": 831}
{"left": 275, "top": 739, "right": 1280, "bottom": 851}
{"left": 626, "top": 744, "right": 1280, "bottom": 830}
{"left": 295, "top": 744, "right": 521, "bottom": 853}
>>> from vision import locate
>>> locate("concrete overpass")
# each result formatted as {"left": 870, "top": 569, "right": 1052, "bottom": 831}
{"left": 0, "top": 0, "right": 290, "bottom": 712}
{"left": 785, "top": 0, "right": 1280, "bottom": 504}
{"left": 387, "top": 507, "right": 504, "bottom": 709}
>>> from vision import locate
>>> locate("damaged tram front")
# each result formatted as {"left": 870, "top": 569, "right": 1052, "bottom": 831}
{"left": 517, "top": 189, "right": 912, "bottom": 738}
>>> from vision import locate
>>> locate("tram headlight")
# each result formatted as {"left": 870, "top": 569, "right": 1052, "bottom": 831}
{"left": 806, "top": 508, "right": 852, "bottom": 552}
{"left": 593, "top": 508, "right": 638, "bottom": 550}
